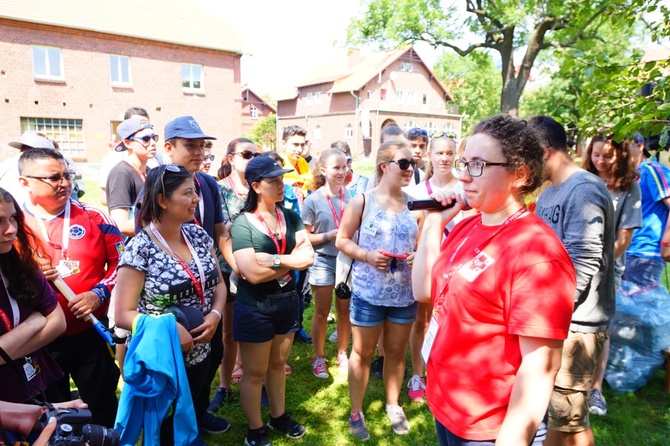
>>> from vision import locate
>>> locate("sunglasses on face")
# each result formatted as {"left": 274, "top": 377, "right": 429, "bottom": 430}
{"left": 389, "top": 159, "right": 417, "bottom": 170}
{"left": 129, "top": 134, "right": 160, "bottom": 144}
{"left": 407, "top": 128, "right": 428, "bottom": 138}
{"left": 233, "top": 150, "right": 261, "bottom": 160}
{"left": 203, "top": 154, "right": 215, "bottom": 162}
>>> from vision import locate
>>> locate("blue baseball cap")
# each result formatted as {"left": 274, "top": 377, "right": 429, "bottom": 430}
{"left": 164, "top": 115, "right": 216, "bottom": 141}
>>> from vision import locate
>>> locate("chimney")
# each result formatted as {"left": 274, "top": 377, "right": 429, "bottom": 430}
{"left": 348, "top": 48, "right": 361, "bottom": 68}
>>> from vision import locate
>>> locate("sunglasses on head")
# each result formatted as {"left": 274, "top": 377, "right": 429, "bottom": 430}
{"left": 129, "top": 134, "right": 159, "bottom": 144}
{"left": 431, "top": 131, "right": 457, "bottom": 139}
{"left": 389, "top": 159, "right": 417, "bottom": 170}
{"left": 160, "top": 164, "right": 181, "bottom": 196}
{"left": 233, "top": 150, "right": 261, "bottom": 160}
{"left": 203, "top": 154, "right": 215, "bottom": 162}
{"left": 407, "top": 128, "right": 428, "bottom": 138}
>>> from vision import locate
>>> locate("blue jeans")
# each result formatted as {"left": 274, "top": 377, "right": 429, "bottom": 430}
{"left": 435, "top": 414, "right": 547, "bottom": 446}
{"left": 623, "top": 255, "right": 666, "bottom": 287}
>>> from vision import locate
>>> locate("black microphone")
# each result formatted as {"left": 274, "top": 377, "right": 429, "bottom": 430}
{"left": 407, "top": 199, "right": 459, "bottom": 211}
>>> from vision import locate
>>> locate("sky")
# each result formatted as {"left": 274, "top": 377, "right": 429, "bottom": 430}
{"left": 187, "top": 0, "right": 440, "bottom": 99}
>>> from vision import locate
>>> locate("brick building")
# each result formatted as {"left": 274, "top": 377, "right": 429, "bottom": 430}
{"left": 276, "top": 47, "right": 462, "bottom": 160}
{"left": 241, "top": 88, "right": 276, "bottom": 136}
{"left": 0, "top": 0, "right": 245, "bottom": 162}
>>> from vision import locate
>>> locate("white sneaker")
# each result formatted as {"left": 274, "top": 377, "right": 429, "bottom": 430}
{"left": 328, "top": 330, "right": 338, "bottom": 342}
{"left": 385, "top": 404, "right": 409, "bottom": 435}
{"left": 337, "top": 351, "right": 349, "bottom": 374}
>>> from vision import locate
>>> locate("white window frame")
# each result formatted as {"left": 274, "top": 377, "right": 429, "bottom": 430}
{"left": 182, "top": 63, "right": 204, "bottom": 93}
{"left": 345, "top": 124, "right": 354, "bottom": 139}
{"left": 407, "top": 91, "right": 415, "bottom": 105}
{"left": 307, "top": 93, "right": 313, "bottom": 105}
{"left": 396, "top": 90, "right": 404, "bottom": 104}
{"left": 315, "top": 91, "right": 322, "bottom": 104}
{"left": 109, "top": 55, "right": 131, "bottom": 86}
{"left": 314, "top": 125, "right": 323, "bottom": 140}
{"left": 21, "top": 117, "right": 84, "bottom": 158}
{"left": 380, "top": 89, "right": 387, "bottom": 102}
{"left": 250, "top": 105, "right": 259, "bottom": 120}
{"left": 31, "top": 45, "right": 64, "bottom": 80}
{"left": 403, "top": 120, "right": 416, "bottom": 132}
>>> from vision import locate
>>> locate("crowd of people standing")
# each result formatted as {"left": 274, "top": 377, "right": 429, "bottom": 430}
{"left": 0, "top": 107, "right": 668, "bottom": 446}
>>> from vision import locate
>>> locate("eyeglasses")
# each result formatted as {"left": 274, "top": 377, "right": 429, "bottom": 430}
{"left": 233, "top": 150, "right": 261, "bottom": 160}
{"left": 129, "top": 134, "right": 159, "bottom": 144}
{"left": 431, "top": 131, "right": 457, "bottom": 139}
{"left": 26, "top": 172, "right": 72, "bottom": 188}
{"left": 203, "top": 154, "right": 215, "bottom": 162}
{"left": 388, "top": 159, "right": 416, "bottom": 170}
{"left": 160, "top": 164, "right": 181, "bottom": 197}
{"left": 454, "top": 159, "right": 511, "bottom": 177}
{"left": 407, "top": 128, "right": 428, "bottom": 138}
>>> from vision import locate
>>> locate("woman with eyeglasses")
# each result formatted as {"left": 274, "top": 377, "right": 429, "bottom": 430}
{"left": 0, "top": 187, "right": 66, "bottom": 404}
{"left": 208, "top": 137, "right": 260, "bottom": 412}
{"left": 335, "top": 140, "right": 420, "bottom": 441}
{"left": 413, "top": 115, "right": 576, "bottom": 445}
{"left": 231, "top": 156, "right": 314, "bottom": 446}
{"left": 114, "top": 164, "right": 227, "bottom": 444}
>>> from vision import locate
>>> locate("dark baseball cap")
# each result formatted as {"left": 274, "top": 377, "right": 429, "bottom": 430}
{"left": 115, "top": 116, "right": 153, "bottom": 152}
{"left": 164, "top": 116, "right": 216, "bottom": 141}
{"left": 9, "top": 131, "right": 55, "bottom": 150}
{"left": 245, "top": 156, "right": 294, "bottom": 185}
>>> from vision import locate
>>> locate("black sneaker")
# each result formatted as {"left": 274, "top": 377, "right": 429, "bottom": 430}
{"left": 245, "top": 426, "right": 271, "bottom": 446}
{"left": 208, "top": 387, "right": 233, "bottom": 413}
{"left": 267, "top": 412, "right": 307, "bottom": 439}
{"left": 371, "top": 356, "right": 384, "bottom": 379}
{"left": 199, "top": 411, "right": 230, "bottom": 434}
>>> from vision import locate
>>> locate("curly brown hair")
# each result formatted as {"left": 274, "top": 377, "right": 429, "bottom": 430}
{"left": 472, "top": 114, "right": 545, "bottom": 198}
{"left": 0, "top": 188, "right": 44, "bottom": 308}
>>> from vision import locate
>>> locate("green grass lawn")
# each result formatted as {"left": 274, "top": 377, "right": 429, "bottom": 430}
{"left": 80, "top": 176, "right": 670, "bottom": 445}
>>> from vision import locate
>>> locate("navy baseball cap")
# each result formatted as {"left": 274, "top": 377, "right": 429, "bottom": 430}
{"left": 246, "top": 155, "right": 294, "bottom": 185}
{"left": 164, "top": 116, "right": 216, "bottom": 141}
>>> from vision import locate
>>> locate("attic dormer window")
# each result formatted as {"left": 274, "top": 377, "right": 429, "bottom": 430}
{"left": 400, "top": 62, "right": 413, "bottom": 72}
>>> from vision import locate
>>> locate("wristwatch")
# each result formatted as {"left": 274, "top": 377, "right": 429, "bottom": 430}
{"left": 273, "top": 254, "right": 281, "bottom": 269}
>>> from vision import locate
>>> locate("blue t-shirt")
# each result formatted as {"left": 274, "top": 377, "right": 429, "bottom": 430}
{"left": 627, "top": 160, "right": 670, "bottom": 260}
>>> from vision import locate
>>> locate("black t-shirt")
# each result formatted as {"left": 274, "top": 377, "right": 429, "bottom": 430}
{"left": 106, "top": 160, "right": 145, "bottom": 211}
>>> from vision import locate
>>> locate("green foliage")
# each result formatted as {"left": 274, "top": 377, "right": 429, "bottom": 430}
{"left": 247, "top": 113, "right": 277, "bottom": 149}
{"left": 433, "top": 50, "right": 501, "bottom": 135}
{"left": 348, "top": 0, "right": 654, "bottom": 116}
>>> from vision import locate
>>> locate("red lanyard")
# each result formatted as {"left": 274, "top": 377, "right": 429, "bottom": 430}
{"left": 255, "top": 207, "right": 286, "bottom": 254}
{"left": 434, "top": 207, "right": 527, "bottom": 311}
{"left": 0, "top": 309, "right": 12, "bottom": 332}
{"left": 227, "top": 176, "right": 247, "bottom": 202}
{"left": 149, "top": 223, "right": 206, "bottom": 305}
{"left": 325, "top": 187, "right": 345, "bottom": 228}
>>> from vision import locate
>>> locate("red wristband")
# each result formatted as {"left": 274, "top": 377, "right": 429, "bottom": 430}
{"left": 661, "top": 241, "right": 670, "bottom": 247}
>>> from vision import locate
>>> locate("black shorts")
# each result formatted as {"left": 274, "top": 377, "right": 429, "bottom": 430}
{"left": 233, "top": 294, "right": 300, "bottom": 343}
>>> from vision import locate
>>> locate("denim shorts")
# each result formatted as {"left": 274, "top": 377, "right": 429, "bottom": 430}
{"left": 308, "top": 252, "right": 337, "bottom": 286}
{"left": 233, "top": 295, "right": 300, "bottom": 343}
{"left": 349, "top": 295, "right": 418, "bottom": 327}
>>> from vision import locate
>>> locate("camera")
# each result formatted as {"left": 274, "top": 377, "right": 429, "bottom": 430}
{"left": 334, "top": 282, "right": 352, "bottom": 300}
{"left": 38, "top": 407, "right": 119, "bottom": 446}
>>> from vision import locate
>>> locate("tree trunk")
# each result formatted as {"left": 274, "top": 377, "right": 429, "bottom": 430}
{"left": 501, "top": 80, "right": 520, "bottom": 117}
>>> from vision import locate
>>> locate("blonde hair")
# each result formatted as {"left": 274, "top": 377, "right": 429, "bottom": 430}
{"left": 311, "top": 148, "right": 346, "bottom": 191}
{"left": 425, "top": 136, "right": 457, "bottom": 180}
{"left": 375, "top": 140, "right": 411, "bottom": 182}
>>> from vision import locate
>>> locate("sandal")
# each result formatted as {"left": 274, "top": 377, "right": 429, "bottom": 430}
{"left": 231, "top": 362, "right": 243, "bottom": 383}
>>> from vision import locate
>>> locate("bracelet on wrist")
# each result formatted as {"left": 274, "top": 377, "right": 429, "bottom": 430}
{"left": 91, "top": 287, "right": 106, "bottom": 303}
{"left": 323, "top": 233, "right": 328, "bottom": 243}
{"left": 661, "top": 241, "right": 670, "bottom": 247}
{"left": 210, "top": 309, "right": 222, "bottom": 320}
{"left": 364, "top": 251, "right": 369, "bottom": 263}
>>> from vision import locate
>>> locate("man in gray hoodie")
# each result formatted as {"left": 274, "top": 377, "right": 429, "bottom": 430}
{"left": 530, "top": 116, "right": 615, "bottom": 446}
